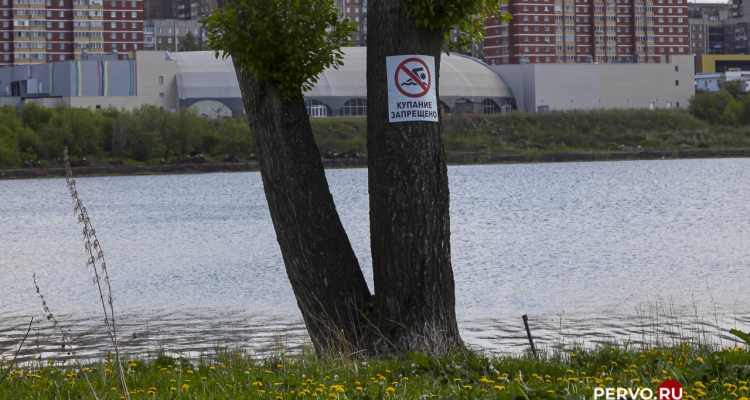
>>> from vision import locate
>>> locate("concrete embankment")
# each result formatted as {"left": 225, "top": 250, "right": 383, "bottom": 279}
{"left": 1, "top": 148, "right": 747, "bottom": 180}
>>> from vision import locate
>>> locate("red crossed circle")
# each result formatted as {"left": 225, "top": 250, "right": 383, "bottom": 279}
{"left": 394, "top": 58, "right": 431, "bottom": 98}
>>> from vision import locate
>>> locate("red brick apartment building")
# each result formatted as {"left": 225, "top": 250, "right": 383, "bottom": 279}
{"left": 484, "top": 0, "right": 688, "bottom": 64}
{"left": 0, "top": 0, "right": 143, "bottom": 66}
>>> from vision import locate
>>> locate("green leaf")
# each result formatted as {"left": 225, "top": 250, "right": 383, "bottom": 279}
{"left": 730, "top": 329, "right": 750, "bottom": 346}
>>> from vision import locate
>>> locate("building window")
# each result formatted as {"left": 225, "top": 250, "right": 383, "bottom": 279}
{"left": 675, "top": 80, "right": 679, "bottom": 86}
{"left": 159, "top": 92, "right": 164, "bottom": 98}
{"left": 340, "top": 98, "right": 367, "bottom": 116}
{"left": 159, "top": 76, "right": 164, "bottom": 85}
{"left": 675, "top": 66, "right": 678, "bottom": 72}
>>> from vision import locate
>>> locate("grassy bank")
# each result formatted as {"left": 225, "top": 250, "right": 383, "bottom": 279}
{"left": 311, "top": 109, "right": 750, "bottom": 156}
{"left": 2, "top": 342, "right": 749, "bottom": 399}
{"left": 4, "top": 105, "right": 750, "bottom": 169}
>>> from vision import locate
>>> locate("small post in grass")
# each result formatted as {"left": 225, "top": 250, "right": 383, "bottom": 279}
{"left": 522, "top": 314, "right": 538, "bottom": 360}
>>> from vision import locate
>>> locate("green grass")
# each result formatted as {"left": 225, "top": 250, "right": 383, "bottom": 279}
{"left": 3, "top": 342, "right": 749, "bottom": 399}
{"left": 309, "top": 110, "right": 750, "bottom": 157}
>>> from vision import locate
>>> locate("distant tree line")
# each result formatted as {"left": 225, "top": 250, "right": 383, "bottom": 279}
{"left": 0, "top": 103, "right": 254, "bottom": 168}
{"left": 688, "top": 80, "right": 750, "bottom": 126}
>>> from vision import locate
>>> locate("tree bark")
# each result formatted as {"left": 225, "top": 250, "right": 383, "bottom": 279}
{"left": 232, "top": 64, "right": 373, "bottom": 355}
{"left": 366, "top": 0, "right": 463, "bottom": 356}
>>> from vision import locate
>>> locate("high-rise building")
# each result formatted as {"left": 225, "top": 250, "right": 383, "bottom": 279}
{"left": 143, "top": 19, "right": 204, "bottom": 51}
{"left": 686, "top": 1, "right": 750, "bottom": 56}
{"left": 334, "top": 0, "right": 366, "bottom": 46}
{"left": 145, "top": 0, "right": 175, "bottom": 19}
{"left": 0, "top": 0, "right": 143, "bottom": 66}
{"left": 144, "top": 0, "right": 214, "bottom": 21}
{"left": 484, "top": 0, "right": 688, "bottom": 65}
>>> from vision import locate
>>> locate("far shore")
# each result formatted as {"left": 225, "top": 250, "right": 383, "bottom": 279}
{"left": 1, "top": 147, "right": 748, "bottom": 180}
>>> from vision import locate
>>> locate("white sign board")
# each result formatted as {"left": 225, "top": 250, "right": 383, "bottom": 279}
{"left": 386, "top": 55, "right": 439, "bottom": 123}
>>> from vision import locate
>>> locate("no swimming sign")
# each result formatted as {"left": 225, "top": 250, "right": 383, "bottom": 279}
{"left": 386, "top": 55, "right": 439, "bottom": 123}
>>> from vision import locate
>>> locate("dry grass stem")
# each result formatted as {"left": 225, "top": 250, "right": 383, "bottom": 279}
{"left": 33, "top": 274, "right": 100, "bottom": 400}
{"left": 62, "top": 147, "right": 129, "bottom": 399}
{"left": 0, "top": 318, "right": 33, "bottom": 388}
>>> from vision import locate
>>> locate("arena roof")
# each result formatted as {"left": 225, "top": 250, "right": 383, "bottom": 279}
{"left": 306, "top": 47, "right": 515, "bottom": 115}
{"left": 167, "top": 48, "right": 515, "bottom": 116}
{"left": 171, "top": 51, "right": 242, "bottom": 100}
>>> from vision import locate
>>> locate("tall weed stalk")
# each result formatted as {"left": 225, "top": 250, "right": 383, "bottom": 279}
{"left": 62, "top": 147, "right": 129, "bottom": 399}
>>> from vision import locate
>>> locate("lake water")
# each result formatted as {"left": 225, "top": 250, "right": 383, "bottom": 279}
{"left": 1, "top": 159, "right": 749, "bottom": 361}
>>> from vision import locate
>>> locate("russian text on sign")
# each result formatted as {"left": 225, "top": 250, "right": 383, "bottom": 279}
{"left": 386, "top": 55, "right": 439, "bottom": 123}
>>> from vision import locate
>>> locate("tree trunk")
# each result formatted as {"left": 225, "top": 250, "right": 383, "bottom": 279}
{"left": 232, "top": 64, "right": 373, "bottom": 355}
{"left": 366, "top": 0, "right": 463, "bottom": 356}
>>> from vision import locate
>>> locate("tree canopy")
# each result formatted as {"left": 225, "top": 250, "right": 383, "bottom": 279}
{"left": 203, "top": 0, "right": 356, "bottom": 100}
{"left": 403, "top": 0, "right": 512, "bottom": 51}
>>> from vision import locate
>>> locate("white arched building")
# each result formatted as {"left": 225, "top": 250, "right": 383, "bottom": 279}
{"left": 304, "top": 47, "right": 516, "bottom": 117}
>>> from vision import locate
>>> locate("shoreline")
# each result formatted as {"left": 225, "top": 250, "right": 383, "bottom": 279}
{"left": 1, "top": 147, "right": 748, "bottom": 180}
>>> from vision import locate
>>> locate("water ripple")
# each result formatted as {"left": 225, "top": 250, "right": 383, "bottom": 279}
{"left": 1, "top": 159, "right": 748, "bottom": 360}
